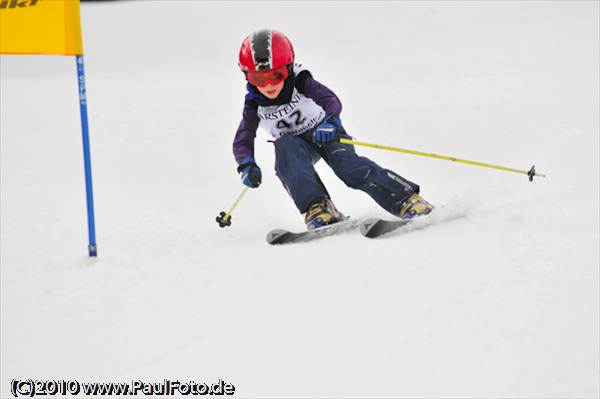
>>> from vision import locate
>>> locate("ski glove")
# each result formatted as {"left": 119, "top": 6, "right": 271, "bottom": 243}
{"left": 312, "top": 115, "right": 342, "bottom": 145}
{"left": 237, "top": 156, "right": 262, "bottom": 188}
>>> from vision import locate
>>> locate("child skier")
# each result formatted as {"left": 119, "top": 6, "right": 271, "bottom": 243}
{"left": 233, "top": 29, "right": 433, "bottom": 230}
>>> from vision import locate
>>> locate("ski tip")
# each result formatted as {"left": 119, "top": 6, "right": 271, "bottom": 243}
{"left": 266, "top": 229, "right": 290, "bottom": 245}
{"left": 359, "top": 218, "right": 380, "bottom": 238}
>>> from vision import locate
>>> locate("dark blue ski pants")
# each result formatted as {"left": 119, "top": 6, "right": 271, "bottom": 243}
{"left": 274, "top": 132, "right": 419, "bottom": 214}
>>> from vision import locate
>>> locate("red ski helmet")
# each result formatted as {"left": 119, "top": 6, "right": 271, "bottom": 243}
{"left": 238, "top": 29, "right": 294, "bottom": 72}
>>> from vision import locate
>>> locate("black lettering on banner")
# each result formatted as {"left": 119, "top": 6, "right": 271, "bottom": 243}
{"left": 0, "top": 0, "right": 39, "bottom": 9}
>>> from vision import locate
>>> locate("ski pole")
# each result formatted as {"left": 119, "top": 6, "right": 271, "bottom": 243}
{"left": 216, "top": 187, "right": 249, "bottom": 228}
{"left": 339, "top": 138, "right": 546, "bottom": 182}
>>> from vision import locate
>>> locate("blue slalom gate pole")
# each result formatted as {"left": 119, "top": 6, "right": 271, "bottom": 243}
{"left": 76, "top": 55, "right": 97, "bottom": 257}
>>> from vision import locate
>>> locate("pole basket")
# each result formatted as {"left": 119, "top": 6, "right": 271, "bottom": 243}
{"left": 216, "top": 211, "right": 232, "bottom": 228}
{"left": 528, "top": 165, "right": 536, "bottom": 182}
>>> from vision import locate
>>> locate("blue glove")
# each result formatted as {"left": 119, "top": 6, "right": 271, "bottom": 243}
{"left": 237, "top": 156, "right": 262, "bottom": 188}
{"left": 312, "top": 115, "right": 342, "bottom": 145}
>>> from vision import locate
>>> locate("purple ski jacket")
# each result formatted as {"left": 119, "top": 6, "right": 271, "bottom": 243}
{"left": 233, "top": 68, "right": 342, "bottom": 164}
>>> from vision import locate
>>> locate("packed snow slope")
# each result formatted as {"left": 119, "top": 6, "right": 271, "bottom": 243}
{"left": 2, "top": 1, "right": 598, "bottom": 397}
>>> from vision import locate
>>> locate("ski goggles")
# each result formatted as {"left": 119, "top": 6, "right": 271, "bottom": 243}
{"left": 246, "top": 65, "right": 289, "bottom": 87}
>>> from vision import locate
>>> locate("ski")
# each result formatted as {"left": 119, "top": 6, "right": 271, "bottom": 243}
{"left": 360, "top": 201, "right": 472, "bottom": 238}
{"left": 359, "top": 218, "right": 413, "bottom": 238}
{"left": 267, "top": 218, "right": 361, "bottom": 245}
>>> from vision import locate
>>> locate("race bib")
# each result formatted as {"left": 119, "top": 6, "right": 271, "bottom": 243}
{"left": 256, "top": 64, "right": 326, "bottom": 139}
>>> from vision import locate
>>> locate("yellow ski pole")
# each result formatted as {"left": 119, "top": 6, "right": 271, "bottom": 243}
{"left": 216, "top": 187, "right": 249, "bottom": 228}
{"left": 339, "top": 138, "right": 546, "bottom": 182}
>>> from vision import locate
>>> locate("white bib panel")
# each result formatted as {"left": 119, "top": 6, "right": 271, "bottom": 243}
{"left": 256, "top": 64, "right": 326, "bottom": 139}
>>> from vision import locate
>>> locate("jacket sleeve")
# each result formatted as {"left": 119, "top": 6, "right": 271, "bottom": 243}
{"left": 296, "top": 71, "right": 342, "bottom": 116}
{"left": 232, "top": 99, "right": 260, "bottom": 164}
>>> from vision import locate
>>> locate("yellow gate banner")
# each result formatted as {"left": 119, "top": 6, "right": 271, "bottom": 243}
{"left": 1, "top": 0, "right": 83, "bottom": 55}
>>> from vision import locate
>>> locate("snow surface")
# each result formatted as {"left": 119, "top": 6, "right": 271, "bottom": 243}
{"left": 1, "top": 1, "right": 599, "bottom": 397}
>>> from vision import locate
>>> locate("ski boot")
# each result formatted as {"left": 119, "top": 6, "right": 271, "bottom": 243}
{"left": 398, "top": 193, "right": 434, "bottom": 220}
{"left": 304, "top": 197, "right": 344, "bottom": 230}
